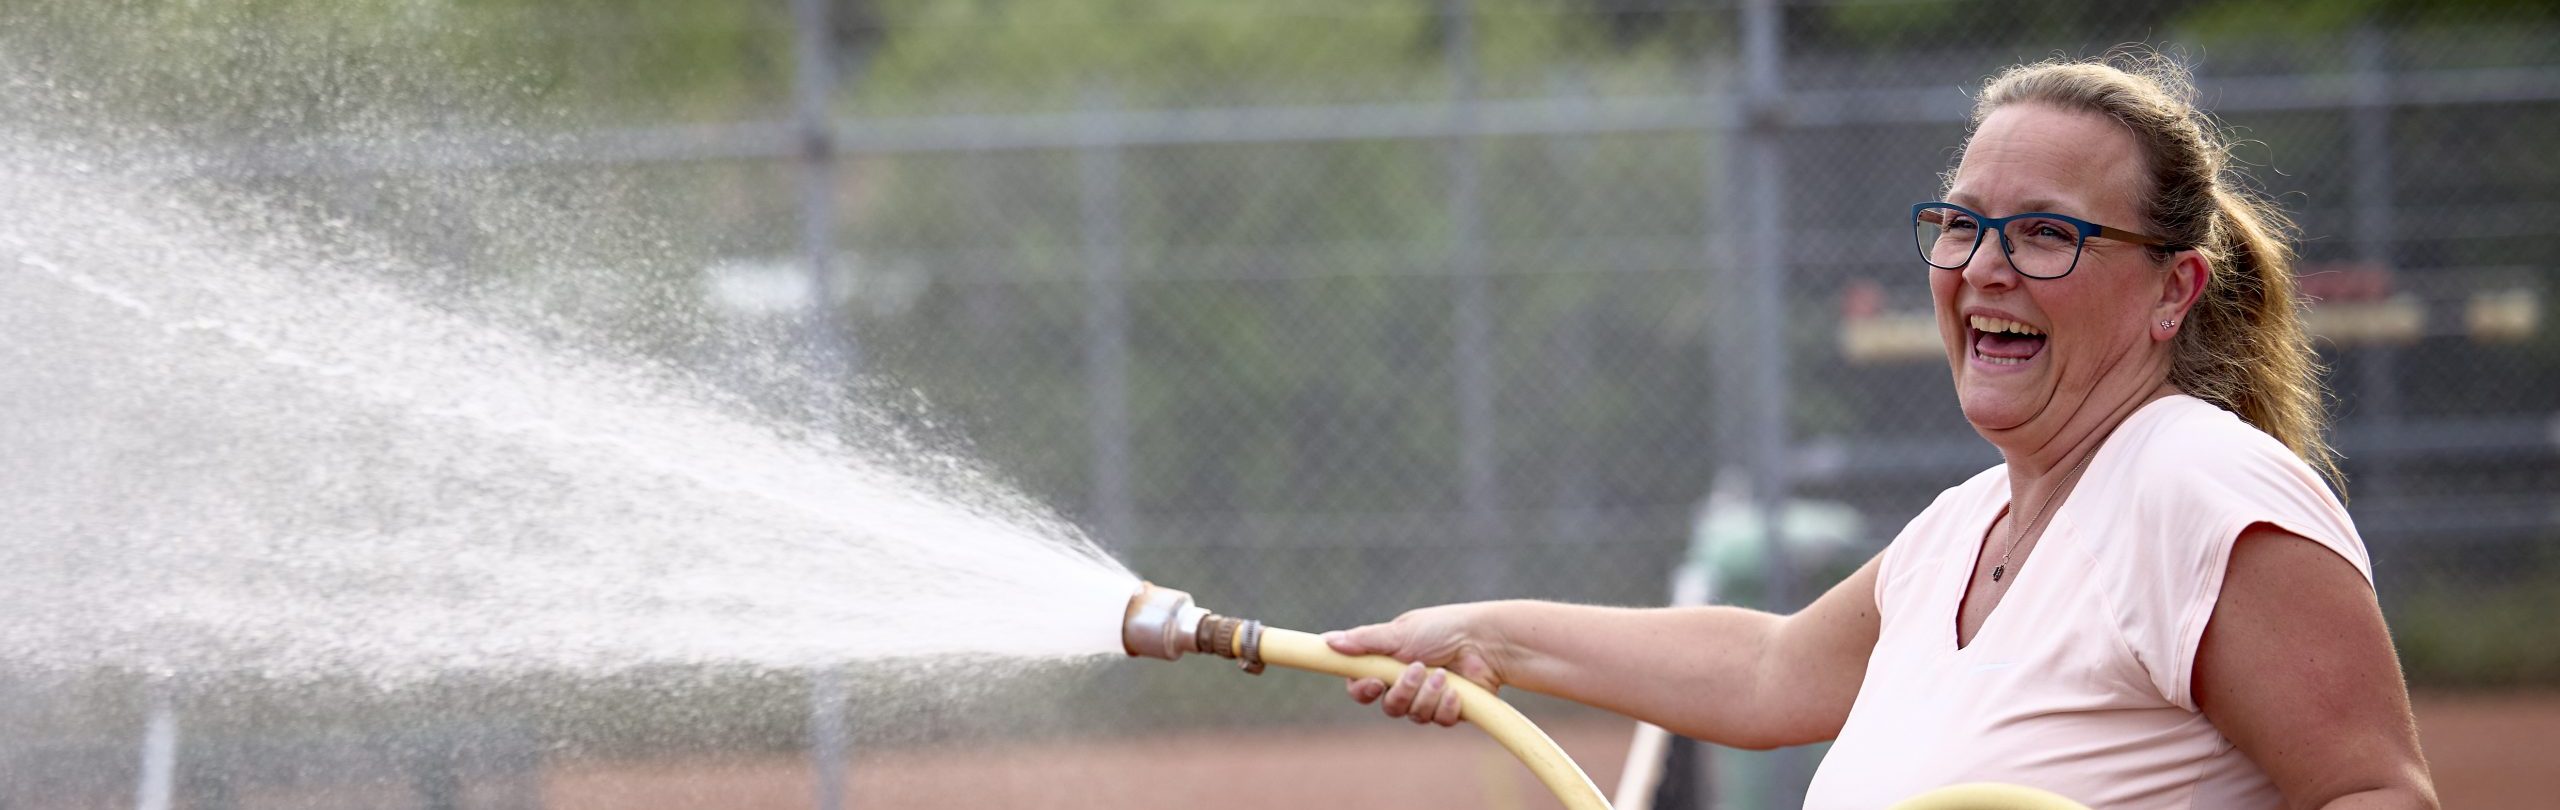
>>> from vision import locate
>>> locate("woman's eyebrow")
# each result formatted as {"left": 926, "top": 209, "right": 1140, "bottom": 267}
{"left": 2012, "top": 197, "right": 2078, "bottom": 215}
{"left": 1943, "top": 192, "right": 2084, "bottom": 217}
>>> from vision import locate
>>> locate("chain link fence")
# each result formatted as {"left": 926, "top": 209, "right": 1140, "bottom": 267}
{"left": 5, "top": 1, "right": 2557, "bottom": 808}
{"left": 788, "top": 2, "right": 2560, "bottom": 687}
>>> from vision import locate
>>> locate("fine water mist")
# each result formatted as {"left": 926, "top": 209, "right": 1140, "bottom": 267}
{"left": 0, "top": 122, "right": 1141, "bottom": 683}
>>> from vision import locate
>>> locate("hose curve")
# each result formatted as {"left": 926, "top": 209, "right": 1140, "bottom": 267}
{"left": 1122, "top": 583, "right": 2082, "bottom": 810}
{"left": 1886, "top": 782, "right": 2092, "bottom": 810}
{"left": 1255, "top": 627, "right": 1612, "bottom": 810}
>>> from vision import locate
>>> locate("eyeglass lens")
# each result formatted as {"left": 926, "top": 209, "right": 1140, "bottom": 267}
{"left": 1914, "top": 206, "right": 2084, "bottom": 279}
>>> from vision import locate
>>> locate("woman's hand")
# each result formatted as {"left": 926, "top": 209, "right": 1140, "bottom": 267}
{"left": 1323, "top": 602, "right": 1511, "bottom": 727}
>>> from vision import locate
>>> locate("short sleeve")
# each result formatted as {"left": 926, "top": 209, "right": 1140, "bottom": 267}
{"left": 1874, "top": 466, "right": 2008, "bottom": 629}
{"left": 2110, "top": 401, "right": 2370, "bottom": 712}
{"left": 1872, "top": 531, "right": 1893, "bottom": 612}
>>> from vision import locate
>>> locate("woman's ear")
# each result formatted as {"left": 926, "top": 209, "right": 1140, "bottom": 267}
{"left": 2155, "top": 250, "right": 2209, "bottom": 340}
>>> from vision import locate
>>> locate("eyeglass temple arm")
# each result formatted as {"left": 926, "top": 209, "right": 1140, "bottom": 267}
{"left": 2093, "top": 222, "right": 2179, "bottom": 249}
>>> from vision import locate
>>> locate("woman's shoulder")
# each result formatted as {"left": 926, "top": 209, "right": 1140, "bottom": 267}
{"left": 2107, "top": 395, "right": 2338, "bottom": 505}
{"left": 2087, "top": 396, "right": 2373, "bottom": 711}
{"left": 2112, "top": 395, "right": 2300, "bottom": 470}
{"left": 2088, "top": 394, "right": 2366, "bottom": 579}
{"left": 1919, "top": 463, "right": 2010, "bottom": 521}
{"left": 1885, "top": 464, "right": 2009, "bottom": 557}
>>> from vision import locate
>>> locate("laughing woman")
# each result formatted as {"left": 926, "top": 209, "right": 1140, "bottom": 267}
{"left": 1326, "top": 52, "right": 2436, "bottom": 809}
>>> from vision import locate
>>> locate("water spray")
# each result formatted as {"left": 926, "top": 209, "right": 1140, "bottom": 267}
{"left": 1121, "top": 582, "right": 1612, "bottom": 810}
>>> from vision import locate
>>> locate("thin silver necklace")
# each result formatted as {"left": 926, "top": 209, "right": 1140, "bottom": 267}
{"left": 1992, "top": 449, "right": 2098, "bottom": 583}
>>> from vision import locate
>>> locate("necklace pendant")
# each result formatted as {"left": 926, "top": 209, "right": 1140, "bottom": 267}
{"left": 1991, "top": 564, "right": 2006, "bottom": 582}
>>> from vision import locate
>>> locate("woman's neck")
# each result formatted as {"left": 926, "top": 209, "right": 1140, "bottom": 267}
{"left": 1991, "top": 380, "right": 2182, "bottom": 496}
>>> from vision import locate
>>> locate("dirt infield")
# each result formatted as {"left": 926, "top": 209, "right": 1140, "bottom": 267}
{"left": 545, "top": 691, "right": 2558, "bottom": 809}
{"left": 2407, "top": 692, "right": 2560, "bottom": 809}
{"left": 549, "top": 717, "right": 1636, "bottom": 810}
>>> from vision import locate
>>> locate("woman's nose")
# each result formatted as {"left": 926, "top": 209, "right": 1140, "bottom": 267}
{"left": 1960, "top": 234, "right": 2025, "bottom": 290}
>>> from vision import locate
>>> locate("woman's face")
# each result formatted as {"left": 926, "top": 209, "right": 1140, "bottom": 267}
{"left": 1932, "top": 103, "right": 2187, "bottom": 439}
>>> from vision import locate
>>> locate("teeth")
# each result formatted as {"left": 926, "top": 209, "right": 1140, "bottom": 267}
{"left": 1968, "top": 315, "right": 2044, "bottom": 336}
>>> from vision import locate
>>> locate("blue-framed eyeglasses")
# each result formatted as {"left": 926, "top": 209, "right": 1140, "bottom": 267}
{"left": 1912, "top": 202, "right": 2181, "bottom": 280}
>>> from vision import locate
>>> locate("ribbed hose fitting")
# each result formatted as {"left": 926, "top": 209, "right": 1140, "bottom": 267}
{"left": 1195, "top": 612, "right": 1267, "bottom": 674}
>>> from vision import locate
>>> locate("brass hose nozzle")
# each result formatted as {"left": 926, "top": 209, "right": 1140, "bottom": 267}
{"left": 1120, "top": 581, "right": 1265, "bottom": 673}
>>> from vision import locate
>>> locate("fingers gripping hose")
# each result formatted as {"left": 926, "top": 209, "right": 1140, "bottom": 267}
{"left": 1122, "top": 583, "right": 1611, "bottom": 810}
{"left": 1123, "top": 583, "right": 2097, "bottom": 810}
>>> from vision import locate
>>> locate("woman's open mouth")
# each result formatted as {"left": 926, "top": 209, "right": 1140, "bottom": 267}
{"left": 1968, "top": 314, "right": 2047, "bottom": 366}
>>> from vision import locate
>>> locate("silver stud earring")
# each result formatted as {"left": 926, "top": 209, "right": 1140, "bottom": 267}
{"left": 2160, "top": 319, "right": 2176, "bottom": 330}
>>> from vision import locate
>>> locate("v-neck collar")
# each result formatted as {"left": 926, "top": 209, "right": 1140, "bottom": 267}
{"left": 1946, "top": 395, "right": 2180, "bottom": 651}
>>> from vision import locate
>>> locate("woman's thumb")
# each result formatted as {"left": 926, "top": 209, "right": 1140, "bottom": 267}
{"left": 1323, "top": 624, "right": 1402, "bottom": 658}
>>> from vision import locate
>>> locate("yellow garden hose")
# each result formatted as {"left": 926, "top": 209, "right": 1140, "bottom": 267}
{"left": 1254, "top": 626, "right": 1610, "bottom": 810}
{"left": 1120, "top": 582, "right": 2092, "bottom": 810}
{"left": 1888, "top": 782, "right": 2091, "bottom": 810}
{"left": 1121, "top": 582, "right": 1610, "bottom": 810}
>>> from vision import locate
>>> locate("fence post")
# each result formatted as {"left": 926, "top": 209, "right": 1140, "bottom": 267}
{"left": 1445, "top": 0, "right": 1504, "bottom": 601}
{"left": 1081, "top": 88, "right": 1137, "bottom": 554}
{"left": 2350, "top": 26, "right": 2400, "bottom": 505}
{"left": 809, "top": 669, "right": 850, "bottom": 810}
{"left": 135, "top": 681, "right": 177, "bottom": 810}
{"left": 1738, "top": 0, "right": 1800, "bottom": 806}
{"left": 791, "top": 2, "right": 854, "bottom": 809}
{"left": 791, "top": 0, "right": 858, "bottom": 381}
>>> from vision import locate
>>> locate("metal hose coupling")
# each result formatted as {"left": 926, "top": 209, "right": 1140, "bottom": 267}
{"left": 1120, "top": 581, "right": 1267, "bottom": 674}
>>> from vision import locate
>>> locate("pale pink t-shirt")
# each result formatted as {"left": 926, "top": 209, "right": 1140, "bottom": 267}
{"left": 1802, "top": 395, "right": 2370, "bottom": 809}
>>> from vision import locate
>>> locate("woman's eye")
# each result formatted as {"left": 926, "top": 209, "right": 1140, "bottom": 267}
{"left": 1945, "top": 216, "right": 1978, "bottom": 231}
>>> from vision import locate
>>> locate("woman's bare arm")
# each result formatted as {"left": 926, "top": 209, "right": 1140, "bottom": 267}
{"left": 1332, "top": 553, "right": 1883, "bottom": 749}
{"left": 2195, "top": 524, "right": 2437, "bottom": 809}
